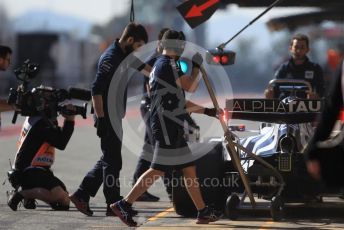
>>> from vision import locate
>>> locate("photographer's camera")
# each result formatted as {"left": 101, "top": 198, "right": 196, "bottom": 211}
{"left": 7, "top": 60, "right": 91, "bottom": 123}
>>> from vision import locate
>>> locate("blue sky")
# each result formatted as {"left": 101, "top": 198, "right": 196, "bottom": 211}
{"left": 1, "top": 0, "right": 316, "bottom": 26}
{"left": 1, "top": 0, "right": 130, "bottom": 24}
{"left": 1, "top": 0, "right": 318, "bottom": 49}
{"left": 207, "top": 5, "right": 317, "bottom": 49}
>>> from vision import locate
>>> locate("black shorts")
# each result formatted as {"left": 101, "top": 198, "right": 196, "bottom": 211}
{"left": 150, "top": 139, "right": 196, "bottom": 173}
{"left": 21, "top": 167, "right": 67, "bottom": 191}
{"left": 150, "top": 161, "right": 195, "bottom": 173}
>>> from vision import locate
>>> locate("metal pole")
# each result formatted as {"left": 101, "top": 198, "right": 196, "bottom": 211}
{"left": 217, "top": 0, "right": 284, "bottom": 51}
{"left": 200, "top": 66, "right": 256, "bottom": 207}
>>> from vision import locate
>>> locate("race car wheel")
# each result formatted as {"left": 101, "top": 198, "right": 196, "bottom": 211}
{"left": 225, "top": 193, "right": 240, "bottom": 220}
{"left": 270, "top": 196, "right": 284, "bottom": 221}
{"left": 172, "top": 171, "right": 197, "bottom": 217}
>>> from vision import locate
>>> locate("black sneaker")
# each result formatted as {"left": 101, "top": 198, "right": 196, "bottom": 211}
{"left": 69, "top": 194, "right": 93, "bottom": 216}
{"left": 110, "top": 200, "right": 137, "bottom": 227}
{"left": 136, "top": 192, "right": 160, "bottom": 202}
{"left": 23, "top": 199, "right": 36, "bottom": 209}
{"left": 196, "top": 206, "right": 222, "bottom": 224}
{"left": 130, "top": 207, "right": 139, "bottom": 216}
{"left": 106, "top": 204, "right": 138, "bottom": 216}
{"left": 106, "top": 204, "right": 116, "bottom": 216}
{"left": 7, "top": 190, "right": 23, "bottom": 211}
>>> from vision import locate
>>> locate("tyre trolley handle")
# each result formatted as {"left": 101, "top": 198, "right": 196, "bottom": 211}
{"left": 200, "top": 66, "right": 257, "bottom": 207}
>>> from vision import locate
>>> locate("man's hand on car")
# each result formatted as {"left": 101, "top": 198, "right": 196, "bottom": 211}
{"left": 264, "top": 88, "right": 274, "bottom": 99}
{"left": 307, "top": 91, "right": 319, "bottom": 99}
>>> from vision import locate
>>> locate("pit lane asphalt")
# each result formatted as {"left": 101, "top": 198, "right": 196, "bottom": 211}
{"left": 1, "top": 110, "right": 344, "bottom": 230}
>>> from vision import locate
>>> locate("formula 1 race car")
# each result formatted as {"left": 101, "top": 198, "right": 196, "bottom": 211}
{"left": 172, "top": 79, "right": 342, "bottom": 221}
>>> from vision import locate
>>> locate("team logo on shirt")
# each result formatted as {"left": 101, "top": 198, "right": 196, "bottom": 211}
{"left": 148, "top": 66, "right": 157, "bottom": 88}
{"left": 305, "top": 71, "right": 314, "bottom": 79}
{"left": 99, "top": 61, "right": 113, "bottom": 73}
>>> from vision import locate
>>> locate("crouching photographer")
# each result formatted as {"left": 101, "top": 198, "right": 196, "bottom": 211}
{"left": 6, "top": 60, "right": 90, "bottom": 211}
{"left": 7, "top": 105, "right": 76, "bottom": 211}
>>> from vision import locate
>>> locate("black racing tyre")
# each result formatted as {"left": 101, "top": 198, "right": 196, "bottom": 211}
{"left": 225, "top": 194, "right": 240, "bottom": 220}
{"left": 270, "top": 196, "right": 284, "bottom": 221}
{"left": 172, "top": 142, "right": 226, "bottom": 217}
{"left": 172, "top": 171, "right": 197, "bottom": 217}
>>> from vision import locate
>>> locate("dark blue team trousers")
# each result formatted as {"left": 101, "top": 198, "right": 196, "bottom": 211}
{"left": 76, "top": 120, "right": 122, "bottom": 204}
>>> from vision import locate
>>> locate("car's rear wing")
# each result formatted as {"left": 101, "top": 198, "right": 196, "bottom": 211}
{"left": 225, "top": 98, "right": 323, "bottom": 124}
{"left": 268, "top": 79, "right": 313, "bottom": 93}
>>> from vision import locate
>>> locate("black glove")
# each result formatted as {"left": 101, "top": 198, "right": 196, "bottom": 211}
{"left": 96, "top": 117, "right": 108, "bottom": 138}
{"left": 192, "top": 52, "right": 203, "bottom": 69}
{"left": 204, "top": 108, "right": 223, "bottom": 118}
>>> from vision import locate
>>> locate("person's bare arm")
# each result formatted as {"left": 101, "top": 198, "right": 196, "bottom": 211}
{"left": 176, "top": 67, "right": 200, "bottom": 92}
{"left": 0, "top": 99, "right": 13, "bottom": 112}
{"left": 186, "top": 100, "right": 205, "bottom": 114}
{"left": 92, "top": 95, "right": 104, "bottom": 118}
{"left": 186, "top": 100, "right": 222, "bottom": 118}
{"left": 307, "top": 91, "right": 319, "bottom": 99}
{"left": 141, "top": 64, "right": 152, "bottom": 78}
{"left": 130, "top": 56, "right": 152, "bottom": 78}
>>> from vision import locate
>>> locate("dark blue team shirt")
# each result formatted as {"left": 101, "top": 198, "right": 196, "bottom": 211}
{"left": 91, "top": 39, "right": 127, "bottom": 118}
{"left": 142, "top": 51, "right": 184, "bottom": 99}
{"left": 142, "top": 51, "right": 159, "bottom": 99}
{"left": 149, "top": 55, "right": 188, "bottom": 142}
{"left": 274, "top": 57, "right": 325, "bottom": 97}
